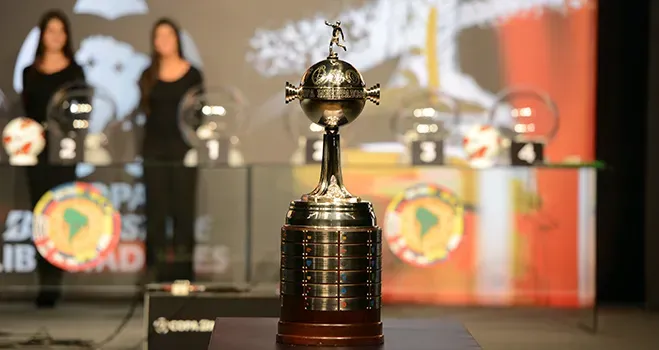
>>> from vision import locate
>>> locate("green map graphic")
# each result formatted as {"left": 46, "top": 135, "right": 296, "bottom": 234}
{"left": 63, "top": 208, "right": 88, "bottom": 242}
{"left": 415, "top": 207, "right": 438, "bottom": 238}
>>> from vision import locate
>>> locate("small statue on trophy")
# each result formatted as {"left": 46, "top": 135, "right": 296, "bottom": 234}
{"left": 325, "top": 20, "right": 347, "bottom": 56}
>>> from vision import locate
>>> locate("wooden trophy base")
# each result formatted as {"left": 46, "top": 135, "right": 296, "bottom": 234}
{"left": 276, "top": 320, "right": 383, "bottom": 346}
{"left": 208, "top": 318, "right": 482, "bottom": 350}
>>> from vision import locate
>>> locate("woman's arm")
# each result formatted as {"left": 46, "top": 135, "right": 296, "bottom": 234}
{"left": 20, "top": 67, "right": 30, "bottom": 112}
{"left": 73, "top": 64, "right": 91, "bottom": 105}
{"left": 194, "top": 68, "right": 205, "bottom": 93}
{"left": 192, "top": 69, "right": 206, "bottom": 129}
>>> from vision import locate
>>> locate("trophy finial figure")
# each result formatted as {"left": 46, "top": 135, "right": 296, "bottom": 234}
{"left": 325, "top": 20, "right": 346, "bottom": 58}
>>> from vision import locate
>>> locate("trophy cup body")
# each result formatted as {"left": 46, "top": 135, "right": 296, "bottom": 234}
{"left": 279, "top": 21, "right": 383, "bottom": 346}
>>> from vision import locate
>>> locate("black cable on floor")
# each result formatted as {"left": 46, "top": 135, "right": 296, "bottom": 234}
{"left": 90, "top": 288, "right": 144, "bottom": 350}
{"left": 0, "top": 281, "right": 145, "bottom": 349}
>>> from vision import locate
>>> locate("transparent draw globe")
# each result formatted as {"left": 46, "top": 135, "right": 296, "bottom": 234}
{"left": 178, "top": 85, "right": 249, "bottom": 167}
{"left": 47, "top": 82, "right": 117, "bottom": 165}
{"left": 391, "top": 89, "right": 460, "bottom": 164}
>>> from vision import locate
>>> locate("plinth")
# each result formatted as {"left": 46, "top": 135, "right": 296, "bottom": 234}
{"left": 208, "top": 318, "right": 482, "bottom": 350}
{"left": 278, "top": 199, "right": 382, "bottom": 346}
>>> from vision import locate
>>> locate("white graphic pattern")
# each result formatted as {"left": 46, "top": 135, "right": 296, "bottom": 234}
{"left": 73, "top": 0, "right": 148, "bottom": 20}
{"left": 248, "top": 0, "right": 588, "bottom": 109}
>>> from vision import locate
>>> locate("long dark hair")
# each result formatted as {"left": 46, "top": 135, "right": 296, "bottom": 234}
{"left": 138, "top": 18, "right": 184, "bottom": 114}
{"left": 34, "top": 10, "right": 75, "bottom": 65}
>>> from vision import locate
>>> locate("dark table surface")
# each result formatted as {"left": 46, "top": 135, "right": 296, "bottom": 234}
{"left": 208, "top": 318, "right": 482, "bottom": 350}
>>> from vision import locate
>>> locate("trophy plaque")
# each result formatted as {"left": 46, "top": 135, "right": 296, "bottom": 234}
{"left": 280, "top": 20, "right": 382, "bottom": 346}
{"left": 488, "top": 87, "right": 559, "bottom": 166}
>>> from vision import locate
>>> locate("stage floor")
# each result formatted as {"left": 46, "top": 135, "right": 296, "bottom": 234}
{"left": 0, "top": 302, "right": 657, "bottom": 350}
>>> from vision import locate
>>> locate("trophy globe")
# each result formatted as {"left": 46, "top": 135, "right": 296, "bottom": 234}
{"left": 46, "top": 81, "right": 117, "bottom": 165}
{"left": 391, "top": 89, "right": 459, "bottom": 165}
{"left": 488, "top": 87, "right": 559, "bottom": 165}
{"left": 179, "top": 85, "right": 249, "bottom": 167}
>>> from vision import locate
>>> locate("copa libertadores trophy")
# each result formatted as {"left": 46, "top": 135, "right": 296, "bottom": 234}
{"left": 279, "top": 20, "right": 382, "bottom": 347}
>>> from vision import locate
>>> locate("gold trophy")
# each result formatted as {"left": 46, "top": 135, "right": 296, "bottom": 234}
{"left": 278, "top": 20, "right": 383, "bottom": 346}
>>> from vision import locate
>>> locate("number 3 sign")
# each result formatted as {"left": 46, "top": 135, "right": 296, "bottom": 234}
{"left": 304, "top": 137, "right": 323, "bottom": 164}
{"left": 411, "top": 140, "right": 444, "bottom": 166}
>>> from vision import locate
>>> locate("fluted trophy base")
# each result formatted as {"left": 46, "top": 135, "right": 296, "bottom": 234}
{"left": 278, "top": 200, "right": 383, "bottom": 346}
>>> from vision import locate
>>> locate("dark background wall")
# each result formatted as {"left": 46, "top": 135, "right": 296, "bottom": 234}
{"left": 596, "top": 0, "right": 649, "bottom": 306}
{"left": 645, "top": 0, "right": 659, "bottom": 310}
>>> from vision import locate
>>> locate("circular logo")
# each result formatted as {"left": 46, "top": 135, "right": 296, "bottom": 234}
{"left": 384, "top": 184, "right": 464, "bottom": 267}
{"left": 32, "top": 182, "right": 121, "bottom": 272}
{"left": 153, "top": 318, "right": 170, "bottom": 334}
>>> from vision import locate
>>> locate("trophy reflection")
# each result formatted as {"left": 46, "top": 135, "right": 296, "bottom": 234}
{"left": 391, "top": 89, "right": 459, "bottom": 166}
{"left": 47, "top": 82, "right": 116, "bottom": 165}
{"left": 179, "top": 86, "right": 248, "bottom": 167}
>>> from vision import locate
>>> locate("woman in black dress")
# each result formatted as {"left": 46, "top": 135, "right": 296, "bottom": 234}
{"left": 21, "top": 10, "right": 86, "bottom": 308}
{"left": 138, "top": 18, "right": 204, "bottom": 282}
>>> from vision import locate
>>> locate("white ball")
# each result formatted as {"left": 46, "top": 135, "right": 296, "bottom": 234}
{"left": 2, "top": 117, "right": 45, "bottom": 157}
{"left": 462, "top": 124, "right": 503, "bottom": 168}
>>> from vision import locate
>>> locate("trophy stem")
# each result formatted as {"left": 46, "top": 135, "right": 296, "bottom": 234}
{"left": 302, "top": 127, "right": 358, "bottom": 203}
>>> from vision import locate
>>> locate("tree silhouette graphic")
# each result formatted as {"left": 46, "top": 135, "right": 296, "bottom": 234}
{"left": 63, "top": 207, "right": 88, "bottom": 242}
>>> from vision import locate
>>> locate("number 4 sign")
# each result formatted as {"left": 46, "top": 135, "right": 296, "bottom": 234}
{"left": 510, "top": 141, "right": 544, "bottom": 166}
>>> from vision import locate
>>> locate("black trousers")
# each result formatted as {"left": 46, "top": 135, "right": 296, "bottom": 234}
{"left": 26, "top": 164, "right": 77, "bottom": 300}
{"left": 143, "top": 164, "right": 198, "bottom": 282}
